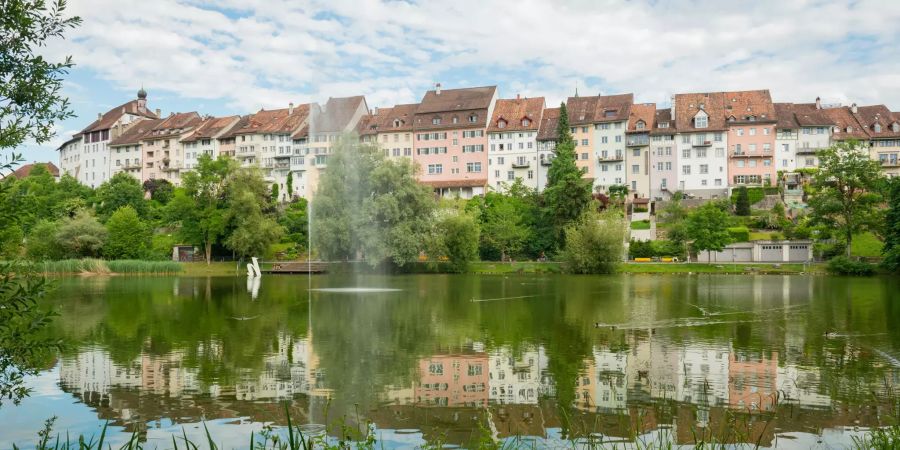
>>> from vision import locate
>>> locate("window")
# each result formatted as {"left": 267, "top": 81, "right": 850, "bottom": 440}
{"left": 432, "top": 116, "right": 441, "bottom": 125}
{"left": 737, "top": 160, "right": 745, "bottom": 168}
{"left": 507, "top": 171, "right": 514, "bottom": 180}
{"left": 636, "top": 120, "right": 645, "bottom": 130}
{"left": 701, "top": 179, "right": 707, "bottom": 186}
{"left": 498, "top": 119, "right": 506, "bottom": 129}
{"left": 468, "top": 114, "right": 478, "bottom": 123}
{"left": 582, "top": 139, "right": 589, "bottom": 146}
{"left": 695, "top": 113, "right": 708, "bottom": 128}
{"left": 601, "top": 136, "right": 608, "bottom": 144}
{"left": 522, "top": 118, "right": 530, "bottom": 126}
{"left": 615, "top": 136, "right": 622, "bottom": 143}
{"left": 665, "top": 162, "right": 672, "bottom": 170}
{"left": 716, "top": 148, "right": 725, "bottom": 157}
{"left": 700, "top": 164, "right": 708, "bottom": 174}
{"left": 581, "top": 153, "right": 588, "bottom": 160}
{"left": 633, "top": 149, "right": 640, "bottom": 157}
{"left": 715, "top": 179, "right": 722, "bottom": 186}
{"left": 682, "top": 165, "right": 691, "bottom": 175}
{"left": 696, "top": 148, "right": 707, "bottom": 158}
{"left": 875, "top": 124, "right": 882, "bottom": 133}
{"left": 682, "top": 149, "right": 691, "bottom": 158}
{"left": 736, "top": 128, "right": 744, "bottom": 136}
{"left": 466, "top": 162, "right": 482, "bottom": 173}
{"left": 632, "top": 164, "right": 639, "bottom": 174}
{"left": 763, "top": 127, "right": 770, "bottom": 135}
{"left": 749, "top": 128, "right": 756, "bottom": 136}
{"left": 782, "top": 159, "right": 788, "bottom": 167}
{"left": 427, "top": 164, "right": 443, "bottom": 174}
{"left": 498, "top": 157, "right": 505, "bottom": 164}
{"left": 527, "top": 170, "right": 533, "bottom": 179}
{"left": 714, "top": 132, "right": 723, "bottom": 142}
{"left": 764, "top": 159, "right": 771, "bottom": 166}
{"left": 682, "top": 135, "right": 690, "bottom": 144}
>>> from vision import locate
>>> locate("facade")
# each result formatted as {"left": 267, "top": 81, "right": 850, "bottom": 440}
{"left": 179, "top": 115, "right": 242, "bottom": 172}
{"left": 57, "top": 135, "right": 83, "bottom": 179}
{"left": 696, "top": 240, "right": 814, "bottom": 263}
{"left": 415, "top": 353, "right": 489, "bottom": 407}
{"left": 486, "top": 96, "right": 545, "bottom": 192}
{"left": 413, "top": 85, "right": 497, "bottom": 198}
{"left": 140, "top": 112, "right": 203, "bottom": 184}
{"left": 723, "top": 90, "right": 777, "bottom": 187}
{"left": 358, "top": 104, "right": 418, "bottom": 161}
{"left": 672, "top": 92, "right": 729, "bottom": 198}
{"left": 299, "top": 96, "right": 368, "bottom": 199}
{"left": 625, "top": 103, "right": 655, "bottom": 198}
{"left": 75, "top": 89, "right": 159, "bottom": 187}
{"left": 773, "top": 100, "right": 834, "bottom": 172}
{"left": 566, "top": 96, "right": 599, "bottom": 182}
{"left": 590, "top": 94, "right": 633, "bottom": 192}
{"left": 852, "top": 104, "right": 900, "bottom": 178}
{"left": 649, "top": 109, "right": 677, "bottom": 200}
{"left": 107, "top": 118, "right": 162, "bottom": 181}
{"left": 535, "top": 106, "right": 560, "bottom": 188}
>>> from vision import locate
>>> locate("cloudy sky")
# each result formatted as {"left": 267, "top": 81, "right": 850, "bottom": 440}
{"left": 23, "top": 0, "right": 900, "bottom": 163}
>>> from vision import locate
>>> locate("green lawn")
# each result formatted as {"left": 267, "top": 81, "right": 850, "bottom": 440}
{"left": 181, "top": 261, "right": 243, "bottom": 276}
{"left": 469, "top": 261, "right": 563, "bottom": 274}
{"left": 851, "top": 232, "right": 884, "bottom": 257}
{"left": 630, "top": 220, "right": 651, "bottom": 230}
{"left": 619, "top": 262, "right": 823, "bottom": 274}
{"left": 749, "top": 231, "right": 783, "bottom": 241}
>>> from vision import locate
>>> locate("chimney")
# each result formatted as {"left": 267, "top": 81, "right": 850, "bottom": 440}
{"left": 97, "top": 113, "right": 102, "bottom": 120}
{"left": 289, "top": 102, "right": 294, "bottom": 115}
{"left": 435, "top": 82, "right": 442, "bottom": 95}
{"left": 516, "top": 93, "right": 520, "bottom": 100}
{"left": 155, "top": 108, "right": 161, "bottom": 117}
{"left": 851, "top": 103, "right": 858, "bottom": 114}
{"left": 815, "top": 96, "right": 822, "bottom": 110}
{"left": 373, "top": 107, "right": 378, "bottom": 115}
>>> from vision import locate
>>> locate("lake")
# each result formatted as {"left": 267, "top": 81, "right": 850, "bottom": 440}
{"left": 2, "top": 273, "right": 900, "bottom": 448}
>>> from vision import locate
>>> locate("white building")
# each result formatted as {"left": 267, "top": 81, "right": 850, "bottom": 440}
{"left": 180, "top": 115, "right": 241, "bottom": 172}
{"left": 57, "top": 135, "right": 83, "bottom": 179}
{"left": 676, "top": 345, "right": 730, "bottom": 407}
{"left": 591, "top": 94, "right": 633, "bottom": 192}
{"left": 672, "top": 92, "right": 729, "bottom": 198}
{"left": 592, "top": 349, "right": 628, "bottom": 410}
{"left": 487, "top": 97, "right": 545, "bottom": 192}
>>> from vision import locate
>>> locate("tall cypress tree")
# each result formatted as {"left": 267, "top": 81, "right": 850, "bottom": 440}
{"left": 883, "top": 177, "right": 900, "bottom": 272}
{"left": 543, "top": 102, "right": 593, "bottom": 244}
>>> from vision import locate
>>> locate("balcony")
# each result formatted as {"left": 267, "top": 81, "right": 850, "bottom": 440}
{"left": 626, "top": 137, "right": 649, "bottom": 147}
{"left": 795, "top": 147, "right": 821, "bottom": 155}
{"left": 511, "top": 161, "right": 530, "bottom": 169}
{"left": 692, "top": 140, "right": 712, "bottom": 147}
{"left": 730, "top": 150, "right": 773, "bottom": 158}
{"left": 540, "top": 156, "right": 554, "bottom": 166}
{"left": 273, "top": 161, "right": 290, "bottom": 169}
{"left": 598, "top": 153, "right": 624, "bottom": 163}
{"left": 122, "top": 162, "right": 141, "bottom": 170}
{"left": 273, "top": 153, "right": 292, "bottom": 159}
{"left": 162, "top": 164, "right": 181, "bottom": 172}
{"left": 881, "top": 159, "right": 900, "bottom": 168}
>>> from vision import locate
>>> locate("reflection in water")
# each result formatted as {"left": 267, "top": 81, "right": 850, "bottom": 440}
{"left": 2, "top": 274, "right": 900, "bottom": 448}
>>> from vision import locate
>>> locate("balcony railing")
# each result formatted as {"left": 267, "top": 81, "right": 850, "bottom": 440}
{"left": 795, "top": 147, "right": 821, "bottom": 155}
{"left": 122, "top": 162, "right": 141, "bottom": 170}
{"left": 881, "top": 160, "right": 900, "bottom": 168}
{"left": 540, "top": 156, "right": 554, "bottom": 166}
{"left": 511, "top": 161, "right": 530, "bottom": 169}
{"left": 274, "top": 161, "right": 290, "bottom": 169}
{"left": 692, "top": 140, "right": 712, "bottom": 147}
{"left": 273, "top": 153, "right": 292, "bottom": 159}
{"left": 598, "top": 153, "right": 624, "bottom": 162}
{"left": 626, "top": 137, "right": 649, "bottom": 147}
{"left": 730, "top": 150, "right": 773, "bottom": 158}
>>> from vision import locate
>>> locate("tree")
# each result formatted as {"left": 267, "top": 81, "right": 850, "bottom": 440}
{"left": 883, "top": 178, "right": 900, "bottom": 272}
{"left": 0, "top": 0, "right": 81, "bottom": 150}
{"left": 286, "top": 171, "right": 294, "bottom": 200}
{"left": 734, "top": 186, "right": 751, "bottom": 216}
{"left": 807, "top": 140, "right": 886, "bottom": 257}
{"left": 25, "top": 219, "right": 63, "bottom": 260}
{"left": 271, "top": 183, "right": 279, "bottom": 203}
{"left": 560, "top": 207, "right": 626, "bottom": 274}
{"left": 224, "top": 169, "right": 283, "bottom": 258}
{"left": 104, "top": 205, "right": 150, "bottom": 259}
{"left": 685, "top": 202, "right": 732, "bottom": 262}
{"left": 543, "top": 102, "right": 593, "bottom": 243}
{"left": 95, "top": 172, "right": 146, "bottom": 221}
{"left": 431, "top": 211, "right": 480, "bottom": 273}
{"left": 475, "top": 193, "right": 530, "bottom": 261}
{"left": 167, "top": 154, "right": 233, "bottom": 264}
{"left": 278, "top": 198, "right": 309, "bottom": 253}
{"left": 55, "top": 210, "right": 107, "bottom": 258}
{"left": 143, "top": 179, "right": 174, "bottom": 204}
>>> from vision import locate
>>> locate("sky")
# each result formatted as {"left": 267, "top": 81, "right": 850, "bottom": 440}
{"left": 22, "top": 0, "right": 900, "bottom": 163}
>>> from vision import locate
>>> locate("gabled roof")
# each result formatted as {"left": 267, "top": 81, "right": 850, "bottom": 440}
{"left": 10, "top": 162, "right": 59, "bottom": 178}
{"left": 292, "top": 124, "right": 310, "bottom": 140}
{"left": 594, "top": 93, "right": 634, "bottom": 123}
{"left": 773, "top": 103, "right": 799, "bottom": 129}
{"left": 650, "top": 108, "right": 675, "bottom": 135}
{"left": 673, "top": 92, "right": 727, "bottom": 131}
{"left": 362, "top": 103, "right": 419, "bottom": 135}
{"left": 566, "top": 96, "right": 598, "bottom": 125}
{"left": 108, "top": 118, "right": 163, "bottom": 146}
{"left": 417, "top": 86, "right": 496, "bottom": 114}
{"left": 356, "top": 112, "right": 379, "bottom": 137}
{"left": 487, "top": 97, "right": 544, "bottom": 132}
{"left": 627, "top": 103, "right": 656, "bottom": 133}
{"left": 220, "top": 115, "right": 251, "bottom": 139}
{"left": 536, "top": 107, "right": 560, "bottom": 141}
{"left": 56, "top": 134, "right": 82, "bottom": 150}
{"left": 181, "top": 116, "right": 242, "bottom": 142}
{"left": 853, "top": 104, "right": 900, "bottom": 138}
{"left": 315, "top": 96, "right": 367, "bottom": 133}
{"left": 142, "top": 112, "right": 203, "bottom": 140}
{"left": 821, "top": 106, "right": 869, "bottom": 140}
{"left": 227, "top": 105, "right": 309, "bottom": 136}
{"left": 722, "top": 90, "right": 776, "bottom": 124}
{"left": 81, "top": 99, "right": 158, "bottom": 133}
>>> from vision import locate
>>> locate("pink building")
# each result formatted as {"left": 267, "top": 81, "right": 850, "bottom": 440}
{"left": 415, "top": 353, "right": 489, "bottom": 407}
{"left": 413, "top": 85, "right": 497, "bottom": 198}
{"left": 725, "top": 90, "right": 777, "bottom": 186}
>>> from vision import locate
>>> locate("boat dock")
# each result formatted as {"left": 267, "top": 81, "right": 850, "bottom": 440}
{"left": 263, "top": 261, "right": 329, "bottom": 274}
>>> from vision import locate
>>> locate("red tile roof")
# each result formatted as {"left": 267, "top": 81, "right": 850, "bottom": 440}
{"left": 673, "top": 92, "right": 727, "bottom": 132}
{"left": 487, "top": 97, "right": 544, "bottom": 132}
{"left": 627, "top": 103, "right": 656, "bottom": 133}
{"left": 650, "top": 108, "right": 675, "bottom": 135}
{"left": 821, "top": 106, "right": 869, "bottom": 140}
{"left": 415, "top": 86, "right": 496, "bottom": 131}
{"left": 566, "top": 96, "right": 598, "bottom": 125}
{"left": 853, "top": 104, "right": 900, "bottom": 139}
{"left": 722, "top": 90, "right": 776, "bottom": 124}
{"left": 108, "top": 118, "right": 163, "bottom": 146}
{"left": 228, "top": 105, "right": 310, "bottom": 136}
{"left": 360, "top": 103, "right": 419, "bottom": 136}
{"left": 81, "top": 99, "right": 158, "bottom": 133}
{"left": 182, "top": 116, "right": 242, "bottom": 142}
{"left": 594, "top": 93, "right": 634, "bottom": 123}
{"left": 314, "top": 96, "right": 366, "bottom": 133}
{"left": 10, "top": 162, "right": 59, "bottom": 178}
{"left": 536, "top": 107, "right": 560, "bottom": 141}
{"left": 143, "top": 112, "right": 203, "bottom": 140}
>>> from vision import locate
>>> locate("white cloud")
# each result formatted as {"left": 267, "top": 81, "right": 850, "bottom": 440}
{"left": 43, "top": 0, "right": 900, "bottom": 114}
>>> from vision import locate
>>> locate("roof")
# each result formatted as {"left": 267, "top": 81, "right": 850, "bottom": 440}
{"left": 594, "top": 93, "right": 634, "bottom": 123}
{"left": 673, "top": 92, "right": 727, "bottom": 132}
{"left": 108, "top": 118, "right": 163, "bottom": 146}
{"left": 81, "top": 99, "right": 158, "bottom": 133}
{"left": 722, "top": 90, "right": 776, "bottom": 124}
{"left": 821, "top": 106, "right": 870, "bottom": 140}
{"left": 356, "top": 112, "right": 379, "bottom": 136}
{"left": 627, "top": 103, "right": 656, "bottom": 133}
{"left": 537, "top": 107, "right": 560, "bottom": 141}
{"left": 56, "top": 134, "right": 82, "bottom": 150}
{"left": 487, "top": 97, "right": 544, "bottom": 132}
{"left": 566, "top": 96, "right": 598, "bottom": 125}
{"left": 143, "top": 112, "right": 203, "bottom": 140}
{"left": 291, "top": 124, "right": 310, "bottom": 140}
{"left": 417, "top": 86, "right": 496, "bottom": 114}
{"left": 774, "top": 102, "right": 836, "bottom": 129}
{"left": 650, "top": 108, "right": 675, "bottom": 135}
{"left": 10, "top": 162, "right": 59, "bottom": 178}
{"left": 361, "top": 103, "right": 420, "bottom": 136}
{"left": 315, "top": 96, "right": 367, "bottom": 133}
{"left": 853, "top": 104, "right": 900, "bottom": 139}
{"left": 227, "top": 105, "right": 310, "bottom": 136}
{"left": 419, "top": 178, "right": 488, "bottom": 188}
{"left": 181, "top": 115, "right": 242, "bottom": 142}
{"left": 221, "top": 115, "right": 251, "bottom": 139}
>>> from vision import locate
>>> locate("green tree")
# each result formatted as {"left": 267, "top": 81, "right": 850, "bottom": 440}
{"left": 560, "top": 207, "right": 626, "bottom": 274}
{"left": 807, "top": 140, "right": 886, "bottom": 257}
{"left": 55, "top": 210, "right": 107, "bottom": 258}
{"left": 883, "top": 178, "right": 900, "bottom": 272}
{"left": 25, "top": 219, "right": 63, "bottom": 260}
{"left": 104, "top": 205, "right": 151, "bottom": 259}
{"left": 271, "top": 183, "right": 279, "bottom": 203}
{"left": 475, "top": 193, "right": 530, "bottom": 261}
{"left": 286, "top": 171, "right": 294, "bottom": 200}
{"left": 543, "top": 102, "right": 593, "bottom": 243}
{"left": 278, "top": 198, "right": 309, "bottom": 253}
{"left": 95, "top": 172, "right": 146, "bottom": 221}
{"left": 143, "top": 178, "right": 174, "bottom": 204}
{"left": 167, "top": 154, "right": 233, "bottom": 264}
{"left": 734, "top": 186, "right": 751, "bottom": 216}
{"left": 431, "top": 211, "right": 480, "bottom": 273}
{"left": 685, "top": 202, "right": 732, "bottom": 262}
{"left": 224, "top": 169, "right": 283, "bottom": 258}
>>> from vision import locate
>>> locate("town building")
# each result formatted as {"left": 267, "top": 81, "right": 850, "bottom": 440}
{"left": 76, "top": 89, "right": 159, "bottom": 187}
{"left": 486, "top": 96, "right": 545, "bottom": 192}
{"left": 298, "top": 96, "right": 368, "bottom": 199}
{"left": 57, "top": 135, "right": 82, "bottom": 179}
{"left": 413, "top": 85, "right": 497, "bottom": 198}
{"left": 723, "top": 90, "right": 777, "bottom": 187}
{"left": 179, "top": 115, "right": 242, "bottom": 172}
{"left": 535, "top": 106, "right": 560, "bottom": 187}
{"left": 357, "top": 104, "right": 418, "bottom": 161}
{"left": 851, "top": 104, "right": 900, "bottom": 177}
{"left": 649, "top": 108, "right": 677, "bottom": 200}
{"left": 415, "top": 353, "right": 489, "bottom": 407}
{"left": 140, "top": 112, "right": 203, "bottom": 184}
{"left": 6, "top": 162, "right": 60, "bottom": 181}
{"left": 773, "top": 99, "right": 835, "bottom": 172}
{"left": 625, "top": 103, "right": 655, "bottom": 198}
{"left": 566, "top": 95, "right": 599, "bottom": 183}
{"left": 671, "top": 92, "right": 729, "bottom": 198}
{"left": 590, "top": 94, "right": 633, "bottom": 192}
{"left": 107, "top": 118, "right": 161, "bottom": 181}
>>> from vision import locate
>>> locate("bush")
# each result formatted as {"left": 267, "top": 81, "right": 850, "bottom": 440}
{"left": 25, "top": 220, "right": 63, "bottom": 261}
{"left": 629, "top": 239, "right": 686, "bottom": 259}
{"left": 629, "top": 239, "right": 654, "bottom": 258}
{"left": 827, "top": 256, "right": 876, "bottom": 276}
{"left": 149, "top": 234, "right": 178, "bottom": 260}
{"left": 104, "top": 205, "right": 151, "bottom": 259}
{"left": 562, "top": 209, "right": 626, "bottom": 274}
{"left": 815, "top": 241, "right": 846, "bottom": 260}
{"left": 432, "top": 212, "right": 480, "bottom": 273}
{"left": 55, "top": 210, "right": 107, "bottom": 258}
{"left": 726, "top": 226, "right": 750, "bottom": 242}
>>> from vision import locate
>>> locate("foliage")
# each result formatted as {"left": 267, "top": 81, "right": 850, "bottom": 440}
{"left": 726, "top": 226, "right": 750, "bottom": 242}
{"left": 658, "top": 196, "right": 687, "bottom": 225}
{"left": 469, "top": 191, "right": 531, "bottom": 261}
{"left": 685, "top": 202, "right": 732, "bottom": 261}
{"left": 630, "top": 219, "right": 650, "bottom": 230}
{"left": 629, "top": 239, "right": 687, "bottom": 260}
{"left": 733, "top": 186, "right": 751, "bottom": 216}
{"left": 149, "top": 233, "right": 178, "bottom": 261}
{"left": 827, "top": 256, "right": 876, "bottom": 276}
{"left": 815, "top": 241, "right": 847, "bottom": 260}
{"left": 271, "top": 183, "right": 279, "bottom": 203}
{"left": 143, "top": 178, "right": 174, "bottom": 204}
{"left": 103, "top": 205, "right": 151, "bottom": 259}
{"left": 883, "top": 178, "right": 900, "bottom": 273}
{"left": 543, "top": 102, "right": 593, "bottom": 243}
{"left": 34, "top": 259, "right": 181, "bottom": 274}
{"left": 166, "top": 154, "right": 233, "bottom": 264}
{"left": 431, "top": 211, "right": 480, "bottom": 273}
{"left": 55, "top": 210, "right": 107, "bottom": 258}
{"left": 224, "top": 169, "right": 284, "bottom": 258}
{"left": 0, "top": 0, "right": 81, "bottom": 150}
{"left": 95, "top": 172, "right": 146, "bottom": 221}
{"left": 278, "top": 198, "right": 309, "bottom": 253}
{"left": 25, "top": 219, "right": 63, "bottom": 260}
{"left": 286, "top": 171, "right": 294, "bottom": 200}
{"left": 850, "top": 231, "right": 884, "bottom": 258}
{"left": 560, "top": 207, "right": 626, "bottom": 274}
{"left": 807, "top": 140, "right": 886, "bottom": 257}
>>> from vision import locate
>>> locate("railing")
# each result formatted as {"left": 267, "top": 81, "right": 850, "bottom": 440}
{"left": 692, "top": 140, "right": 712, "bottom": 147}
{"left": 730, "top": 150, "right": 772, "bottom": 157}
{"left": 795, "top": 147, "right": 821, "bottom": 155}
{"left": 121, "top": 162, "right": 141, "bottom": 170}
{"left": 511, "top": 161, "right": 530, "bottom": 169}
{"left": 598, "top": 154, "right": 624, "bottom": 162}
{"left": 626, "top": 137, "right": 649, "bottom": 147}
{"left": 540, "top": 157, "right": 554, "bottom": 166}
{"left": 881, "top": 160, "right": 900, "bottom": 168}
{"left": 273, "top": 161, "right": 290, "bottom": 169}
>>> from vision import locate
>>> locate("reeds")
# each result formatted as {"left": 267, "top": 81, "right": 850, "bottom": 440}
{"left": 33, "top": 259, "right": 182, "bottom": 275}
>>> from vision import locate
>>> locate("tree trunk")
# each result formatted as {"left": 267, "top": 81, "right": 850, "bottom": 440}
{"left": 205, "top": 241, "right": 212, "bottom": 265}
{"left": 846, "top": 229, "right": 853, "bottom": 258}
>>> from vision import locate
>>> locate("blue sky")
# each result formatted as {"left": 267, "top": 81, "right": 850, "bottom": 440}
{"left": 23, "top": 0, "right": 900, "bottom": 163}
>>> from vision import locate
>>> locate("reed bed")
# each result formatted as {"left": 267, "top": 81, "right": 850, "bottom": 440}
{"left": 32, "top": 259, "right": 182, "bottom": 275}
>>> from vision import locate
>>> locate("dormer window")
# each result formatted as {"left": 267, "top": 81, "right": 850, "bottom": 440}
{"left": 393, "top": 119, "right": 402, "bottom": 128}
{"left": 694, "top": 110, "right": 708, "bottom": 129}
{"left": 834, "top": 126, "right": 840, "bottom": 133}
{"left": 658, "top": 122, "right": 669, "bottom": 129}
{"left": 497, "top": 119, "right": 507, "bottom": 129}
{"left": 635, "top": 120, "right": 645, "bottom": 130}
{"left": 604, "top": 109, "right": 616, "bottom": 118}
{"left": 748, "top": 115, "right": 756, "bottom": 122}
{"left": 521, "top": 118, "right": 530, "bottom": 127}
{"left": 468, "top": 114, "right": 477, "bottom": 123}
{"left": 874, "top": 123, "right": 882, "bottom": 133}
{"left": 846, "top": 126, "right": 853, "bottom": 133}
{"left": 893, "top": 122, "right": 900, "bottom": 133}
{"left": 432, "top": 116, "right": 441, "bottom": 125}
{"left": 452, "top": 116, "right": 459, "bottom": 124}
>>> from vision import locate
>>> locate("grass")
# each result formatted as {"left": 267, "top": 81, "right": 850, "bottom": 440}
{"left": 619, "top": 262, "right": 824, "bottom": 274}
{"left": 748, "top": 231, "right": 783, "bottom": 241}
{"left": 630, "top": 220, "right": 651, "bottom": 230}
{"left": 34, "top": 259, "right": 182, "bottom": 275}
{"left": 181, "top": 261, "right": 243, "bottom": 276}
{"left": 469, "top": 261, "right": 563, "bottom": 274}
{"left": 851, "top": 231, "right": 884, "bottom": 257}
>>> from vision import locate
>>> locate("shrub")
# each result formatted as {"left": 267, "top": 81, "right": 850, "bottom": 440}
{"left": 734, "top": 186, "right": 751, "bottom": 216}
{"left": 25, "top": 220, "right": 64, "bottom": 261}
{"left": 104, "top": 205, "right": 151, "bottom": 259}
{"left": 815, "top": 241, "right": 846, "bottom": 260}
{"left": 629, "top": 239, "right": 654, "bottom": 259}
{"left": 827, "top": 256, "right": 876, "bottom": 276}
{"left": 562, "top": 209, "right": 626, "bottom": 274}
{"left": 55, "top": 210, "right": 107, "bottom": 258}
{"left": 726, "top": 226, "right": 750, "bottom": 242}
{"left": 431, "top": 212, "right": 480, "bottom": 273}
